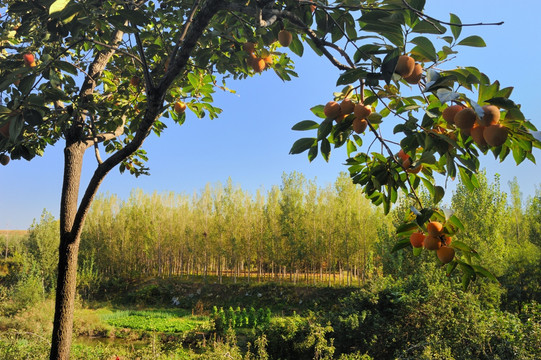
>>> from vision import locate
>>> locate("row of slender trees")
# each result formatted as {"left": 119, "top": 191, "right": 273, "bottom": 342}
{"left": 79, "top": 172, "right": 390, "bottom": 285}
{"left": 15, "top": 171, "right": 541, "bottom": 291}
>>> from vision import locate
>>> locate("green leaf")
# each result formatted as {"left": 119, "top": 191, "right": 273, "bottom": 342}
{"left": 320, "top": 138, "right": 331, "bottom": 161}
{"left": 187, "top": 73, "right": 199, "bottom": 90}
{"left": 408, "top": 0, "right": 426, "bottom": 11}
{"left": 23, "top": 109, "right": 43, "bottom": 126}
{"left": 354, "top": 44, "right": 381, "bottom": 62}
{"left": 446, "top": 261, "right": 458, "bottom": 276}
{"left": 458, "top": 166, "right": 474, "bottom": 191}
{"left": 311, "top": 105, "right": 326, "bottom": 119}
{"left": 457, "top": 35, "right": 486, "bottom": 47}
{"left": 9, "top": 116, "right": 24, "bottom": 142}
{"left": 18, "top": 75, "right": 36, "bottom": 95}
{"left": 485, "top": 97, "right": 518, "bottom": 110}
{"left": 413, "top": 246, "right": 423, "bottom": 256}
{"left": 446, "top": 155, "right": 456, "bottom": 179}
{"left": 451, "top": 241, "right": 479, "bottom": 258}
{"left": 289, "top": 138, "right": 316, "bottom": 154}
{"left": 512, "top": 145, "right": 526, "bottom": 165}
{"left": 360, "top": 17, "right": 404, "bottom": 47}
{"left": 457, "top": 260, "right": 475, "bottom": 275}
{"left": 344, "top": 13, "right": 357, "bottom": 40}
{"left": 411, "top": 20, "right": 446, "bottom": 34}
{"left": 420, "top": 177, "right": 435, "bottom": 196}
{"left": 49, "top": 0, "right": 71, "bottom": 15}
{"left": 308, "top": 144, "right": 318, "bottom": 162}
{"left": 448, "top": 215, "right": 465, "bottom": 231}
{"left": 449, "top": 13, "right": 461, "bottom": 40}
{"left": 391, "top": 238, "right": 411, "bottom": 253}
{"left": 55, "top": 60, "right": 78, "bottom": 75}
{"left": 289, "top": 35, "right": 304, "bottom": 57}
{"left": 291, "top": 120, "right": 319, "bottom": 131}
{"left": 434, "top": 186, "right": 444, "bottom": 204}
{"left": 396, "top": 221, "right": 419, "bottom": 235}
{"left": 118, "top": 9, "right": 148, "bottom": 26}
{"left": 410, "top": 36, "right": 437, "bottom": 62}
{"left": 367, "top": 112, "right": 383, "bottom": 124}
{"left": 462, "top": 272, "right": 472, "bottom": 290}
{"left": 471, "top": 265, "right": 498, "bottom": 282}
{"left": 336, "top": 68, "right": 367, "bottom": 86}
{"left": 317, "top": 118, "right": 333, "bottom": 140}
{"left": 346, "top": 139, "right": 357, "bottom": 157}
{"left": 381, "top": 48, "right": 400, "bottom": 84}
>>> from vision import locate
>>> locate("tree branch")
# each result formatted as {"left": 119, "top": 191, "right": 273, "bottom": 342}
{"left": 70, "top": 0, "right": 224, "bottom": 241}
{"left": 81, "top": 38, "right": 143, "bottom": 65}
{"left": 224, "top": 3, "right": 353, "bottom": 71}
{"left": 169, "top": 0, "right": 202, "bottom": 73}
{"left": 401, "top": 0, "right": 504, "bottom": 27}
{"left": 79, "top": 28, "right": 126, "bottom": 102}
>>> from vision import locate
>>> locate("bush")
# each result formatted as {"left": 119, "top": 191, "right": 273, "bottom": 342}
{"left": 12, "top": 275, "right": 44, "bottom": 311}
{"left": 0, "top": 331, "right": 49, "bottom": 360}
{"left": 265, "top": 313, "right": 334, "bottom": 360}
{"left": 330, "top": 275, "right": 540, "bottom": 360}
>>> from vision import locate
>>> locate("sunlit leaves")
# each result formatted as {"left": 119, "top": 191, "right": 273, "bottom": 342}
{"left": 457, "top": 35, "right": 486, "bottom": 47}
{"left": 49, "top": 0, "right": 71, "bottom": 15}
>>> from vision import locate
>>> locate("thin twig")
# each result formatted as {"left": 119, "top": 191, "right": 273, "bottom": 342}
{"left": 89, "top": 114, "right": 103, "bottom": 164}
{"left": 133, "top": 30, "right": 154, "bottom": 91}
{"left": 224, "top": 3, "right": 353, "bottom": 71}
{"left": 401, "top": 0, "right": 504, "bottom": 27}
{"left": 82, "top": 38, "right": 143, "bottom": 65}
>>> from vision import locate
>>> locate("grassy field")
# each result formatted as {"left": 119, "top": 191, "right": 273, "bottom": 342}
{"left": 100, "top": 309, "right": 209, "bottom": 334}
{"left": 0, "top": 280, "right": 354, "bottom": 359}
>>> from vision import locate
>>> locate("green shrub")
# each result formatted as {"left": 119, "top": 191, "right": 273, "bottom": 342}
{"left": 330, "top": 275, "right": 540, "bottom": 360}
{"left": 0, "top": 332, "right": 49, "bottom": 360}
{"left": 265, "top": 314, "right": 334, "bottom": 360}
{"left": 12, "top": 274, "right": 44, "bottom": 311}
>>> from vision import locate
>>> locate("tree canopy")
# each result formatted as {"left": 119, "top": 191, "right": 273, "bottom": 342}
{"left": 0, "top": 0, "right": 540, "bottom": 358}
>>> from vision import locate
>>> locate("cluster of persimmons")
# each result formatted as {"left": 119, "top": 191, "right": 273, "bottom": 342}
{"left": 410, "top": 221, "right": 455, "bottom": 264}
{"left": 323, "top": 98, "right": 373, "bottom": 134}
{"left": 395, "top": 54, "right": 423, "bottom": 84}
{"left": 396, "top": 54, "right": 508, "bottom": 148}
{"left": 443, "top": 103, "right": 507, "bottom": 147}
{"left": 244, "top": 29, "right": 292, "bottom": 73}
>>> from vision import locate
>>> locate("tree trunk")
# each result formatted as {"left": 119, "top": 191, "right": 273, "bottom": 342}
{"left": 50, "top": 142, "right": 85, "bottom": 359}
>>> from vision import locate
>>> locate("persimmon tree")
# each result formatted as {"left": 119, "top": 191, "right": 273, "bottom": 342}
{"left": 0, "top": 0, "right": 539, "bottom": 358}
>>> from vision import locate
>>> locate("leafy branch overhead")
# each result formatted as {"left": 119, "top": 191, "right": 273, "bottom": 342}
{"left": 286, "top": 2, "right": 540, "bottom": 286}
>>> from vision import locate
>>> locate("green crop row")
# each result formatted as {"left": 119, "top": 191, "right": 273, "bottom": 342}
{"left": 212, "top": 306, "right": 272, "bottom": 333}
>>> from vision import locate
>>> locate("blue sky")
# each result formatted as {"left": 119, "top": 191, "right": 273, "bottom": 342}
{"left": 1, "top": 1, "right": 540, "bottom": 230}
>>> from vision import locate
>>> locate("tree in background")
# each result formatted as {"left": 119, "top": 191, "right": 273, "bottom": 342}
{"left": 508, "top": 177, "right": 527, "bottom": 244}
{"left": 451, "top": 171, "right": 510, "bottom": 275}
{"left": 526, "top": 187, "right": 541, "bottom": 248}
{"left": 25, "top": 210, "right": 60, "bottom": 293}
{"left": 1, "top": 0, "right": 540, "bottom": 358}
